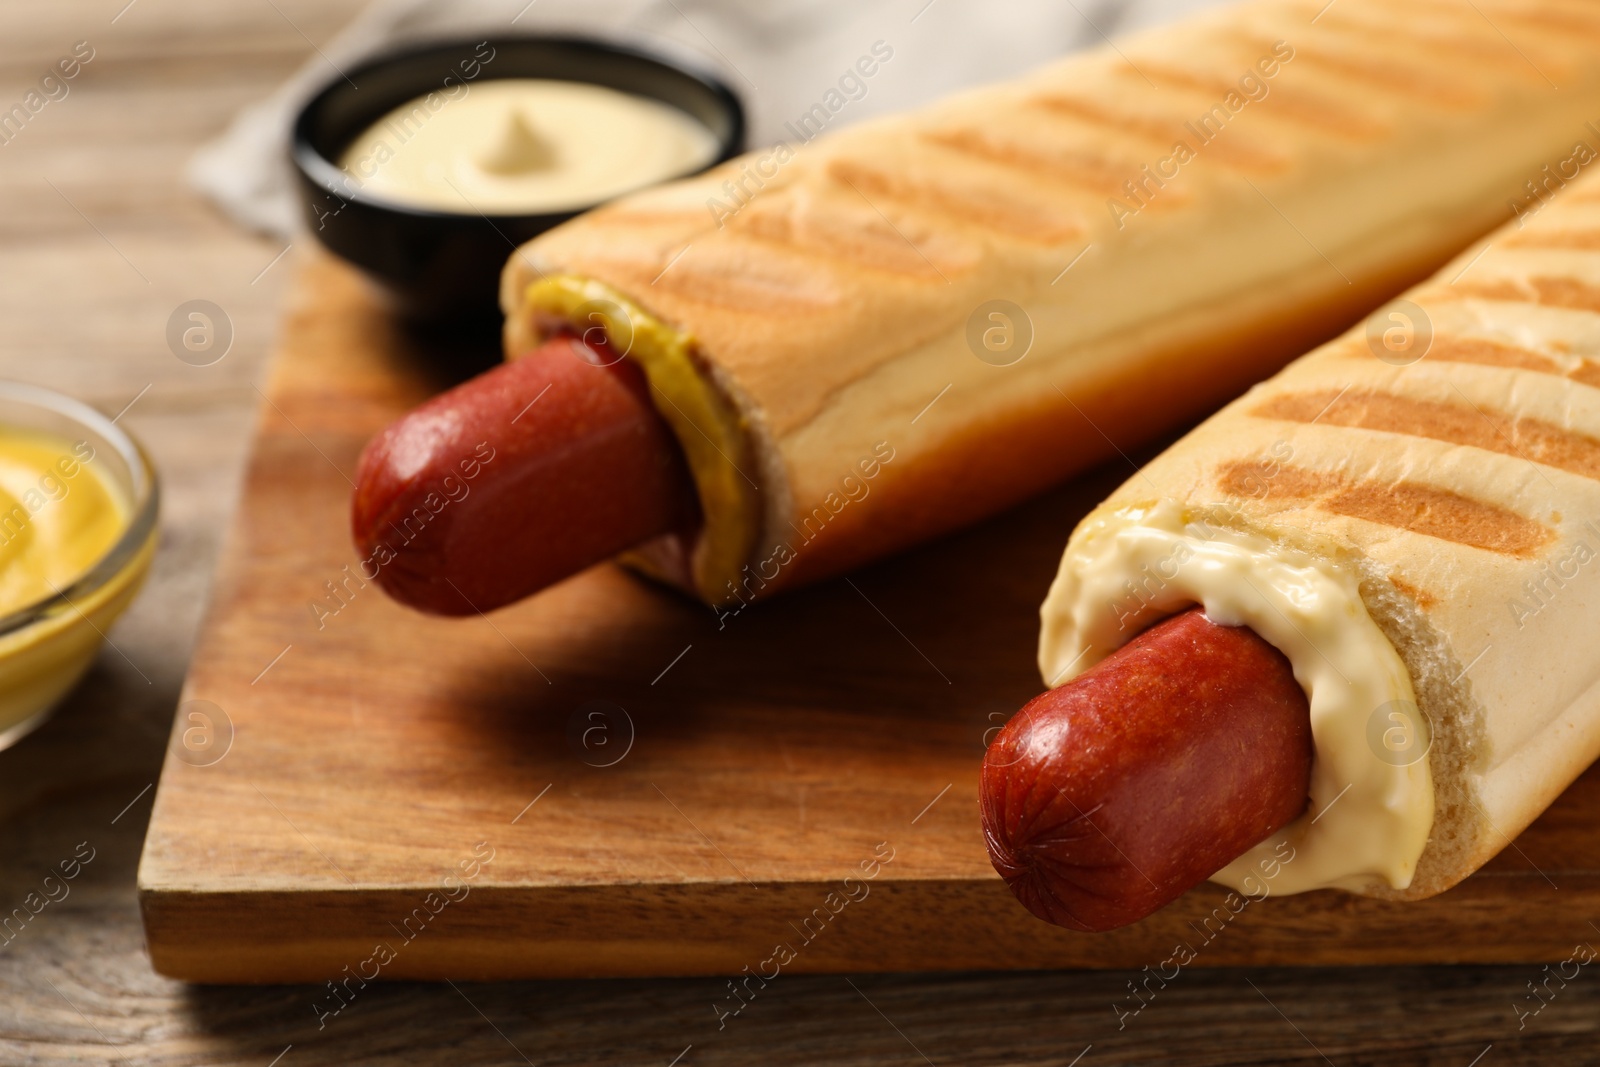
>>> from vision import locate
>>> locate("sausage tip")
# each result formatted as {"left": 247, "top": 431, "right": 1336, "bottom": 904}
{"left": 981, "top": 607, "right": 1313, "bottom": 932}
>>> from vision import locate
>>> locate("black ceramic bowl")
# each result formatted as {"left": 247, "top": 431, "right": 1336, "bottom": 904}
{"left": 291, "top": 36, "right": 744, "bottom": 323}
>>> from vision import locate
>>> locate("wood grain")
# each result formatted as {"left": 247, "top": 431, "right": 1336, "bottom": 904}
{"left": 135, "top": 251, "right": 1600, "bottom": 982}
{"left": 4, "top": 0, "right": 1600, "bottom": 1062}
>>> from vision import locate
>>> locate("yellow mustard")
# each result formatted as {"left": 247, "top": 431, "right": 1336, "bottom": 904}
{"left": 520, "top": 274, "right": 759, "bottom": 604}
{"left": 0, "top": 429, "right": 125, "bottom": 615}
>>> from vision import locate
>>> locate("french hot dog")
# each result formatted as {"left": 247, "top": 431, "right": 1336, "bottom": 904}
{"left": 357, "top": 0, "right": 1600, "bottom": 612}
{"left": 492, "top": 0, "right": 1600, "bottom": 608}
{"left": 983, "top": 156, "right": 1600, "bottom": 928}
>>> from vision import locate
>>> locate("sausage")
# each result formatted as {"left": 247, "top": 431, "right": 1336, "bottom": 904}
{"left": 351, "top": 335, "right": 695, "bottom": 615}
{"left": 979, "top": 607, "right": 1312, "bottom": 931}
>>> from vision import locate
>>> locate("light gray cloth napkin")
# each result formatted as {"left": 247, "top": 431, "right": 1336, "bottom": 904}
{"left": 191, "top": 0, "right": 1226, "bottom": 237}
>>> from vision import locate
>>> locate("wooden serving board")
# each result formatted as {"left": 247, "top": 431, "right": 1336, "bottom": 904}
{"left": 138, "top": 253, "right": 1600, "bottom": 983}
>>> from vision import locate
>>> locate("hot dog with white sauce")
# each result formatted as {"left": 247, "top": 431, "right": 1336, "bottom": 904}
{"left": 983, "top": 160, "right": 1600, "bottom": 929}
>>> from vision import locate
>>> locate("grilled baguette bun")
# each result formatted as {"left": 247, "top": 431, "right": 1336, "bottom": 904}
{"left": 503, "top": 0, "right": 1600, "bottom": 606}
{"left": 1039, "top": 162, "right": 1600, "bottom": 901}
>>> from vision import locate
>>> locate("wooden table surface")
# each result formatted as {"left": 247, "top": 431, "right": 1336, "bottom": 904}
{"left": 2, "top": 1, "right": 1599, "bottom": 1063}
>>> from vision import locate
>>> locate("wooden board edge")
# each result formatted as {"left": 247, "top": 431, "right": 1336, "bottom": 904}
{"left": 138, "top": 870, "right": 1597, "bottom": 983}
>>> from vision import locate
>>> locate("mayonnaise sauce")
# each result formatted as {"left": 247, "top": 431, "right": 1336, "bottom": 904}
{"left": 0, "top": 429, "right": 126, "bottom": 616}
{"left": 339, "top": 79, "right": 720, "bottom": 214}
{"left": 1037, "top": 501, "right": 1433, "bottom": 896}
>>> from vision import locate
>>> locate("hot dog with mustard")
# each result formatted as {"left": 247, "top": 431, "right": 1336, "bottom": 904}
{"left": 356, "top": 0, "right": 1600, "bottom": 613}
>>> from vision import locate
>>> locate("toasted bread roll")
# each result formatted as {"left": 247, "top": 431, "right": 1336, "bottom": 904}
{"left": 503, "top": 0, "right": 1600, "bottom": 605}
{"left": 1040, "top": 161, "right": 1600, "bottom": 899}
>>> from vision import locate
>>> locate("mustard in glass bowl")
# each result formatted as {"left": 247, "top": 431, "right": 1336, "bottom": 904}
{"left": 0, "top": 382, "right": 159, "bottom": 750}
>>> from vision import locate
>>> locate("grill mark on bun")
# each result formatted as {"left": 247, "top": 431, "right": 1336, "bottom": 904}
{"left": 642, "top": 250, "right": 843, "bottom": 314}
{"left": 1331, "top": 332, "right": 1568, "bottom": 375}
{"left": 827, "top": 159, "right": 1087, "bottom": 243}
{"left": 1253, "top": 389, "right": 1600, "bottom": 482}
{"left": 1395, "top": 0, "right": 1600, "bottom": 44}
{"left": 918, "top": 127, "right": 1159, "bottom": 200}
{"left": 1416, "top": 335, "right": 1600, "bottom": 392}
{"left": 1028, "top": 92, "right": 1174, "bottom": 144}
{"left": 1327, "top": 482, "right": 1550, "bottom": 556}
{"left": 1214, "top": 458, "right": 1551, "bottom": 556}
{"left": 1521, "top": 278, "right": 1600, "bottom": 311}
{"left": 1389, "top": 575, "right": 1438, "bottom": 609}
{"left": 1449, "top": 276, "right": 1600, "bottom": 313}
{"left": 1334, "top": 333, "right": 1600, "bottom": 393}
{"left": 1484, "top": 2, "right": 1600, "bottom": 40}
{"left": 1421, "top": 336, "right": 1567, "bottom": 374}
{"left": 1026, "top": 93, "right": 1291, "bottom": 173}
{"left": 1129, "top": 61, "right": 1388, "bottom": 141}
{"left": 1502, "top": 229, "right": 1600, "bottom": 250}
{"left": 1215, "top": 458, "right": 1333, "bottom": 498}
{"left": 732, "top": 198, "right": 975, "bottom": 281}
{"left": 1234, "top": 33, "right": 1485, "bottom": 109}
{"left": 1571, "top": 363, "right": 1600, "bottom": 390}
{"left": 1315, "top": 8, "right": 1556, "bottom": 75}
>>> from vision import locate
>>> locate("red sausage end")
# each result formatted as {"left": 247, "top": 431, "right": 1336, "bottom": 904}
{"left": 980, "top": 607, "right": 1313, "bottom": 932}
{"left": 351, "top": 336, "right": 695, "bottom": 615}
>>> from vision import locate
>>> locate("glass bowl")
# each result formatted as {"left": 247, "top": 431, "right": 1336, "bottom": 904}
{"left": 0, "top": 382, "right": 159, "bottom": 751}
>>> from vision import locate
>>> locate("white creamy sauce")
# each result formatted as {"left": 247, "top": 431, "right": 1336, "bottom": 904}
{"left": 339, "top": 79, "right": 719, "bottom": 214}
{"left": 1036, "top": 502, "right": 1433, "bottom": 896}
